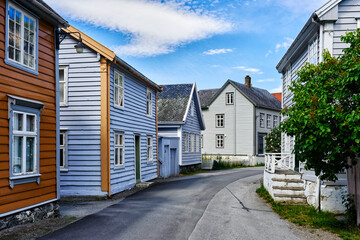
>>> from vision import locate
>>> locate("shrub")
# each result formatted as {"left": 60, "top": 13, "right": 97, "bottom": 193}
{"left": 264, "top": 127, "right": 281, "bottom": 153}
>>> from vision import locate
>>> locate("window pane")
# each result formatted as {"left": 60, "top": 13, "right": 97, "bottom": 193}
{"left": 9, "top": 6, "right": 15, "bottom": 20}
{"left": 119, "top": 89, "right": 123, "bottom": 106}
{"left": 15, "top": 49, "right": 21, "bottom": 62}
{"left": 8, "top": 46, "right": 14, "bottom": 59}
{"left": 24, "top": 53, "right": 28, "bottom": 65}
{"left": 13, "top": 136, "right": 23, "bottom": 174}
{"left": 59, "top": 69, "right": 64, "bottom": 82}
{"left": 26, "top": 115, "right": 35, "bottom": 132}
{"left": 119, "top": 75, "right": 123, "bottom": 86}
{"left": 120, "top": 148, "right": 123, "bottom": 164}
{"left": 60, "top": 82, "right": 64, "bottom": 103}
{"left": 15, "top": 10, "right": 21, "bottom": 24}
{"left": 9, "top": 21, "right": 14, "bottom": 34}
{"left": 115, "top": 147, "right": 119, "bottom": 165}
{"left": 60, "top": 149, "right": 64, "bottom": 167}
{"left": 14, "top": 113, "right": 23, "bottom": 131}
{"left": 60, "top": 133, "right": 64, "bottom": 146}
{"left": 114, "top": 87, "right": 119, "bottom": 105}
{"left": 30, "top": 19, "right": 35, "bottom": 31}
{"left": 26, "top": 137, "right": 35, "bottom": 172}
{"left": 24, "top": 15, "right": 29, "bottom": 29}
{"left": 119, "top": 135, "right": 123, "bottom": 145}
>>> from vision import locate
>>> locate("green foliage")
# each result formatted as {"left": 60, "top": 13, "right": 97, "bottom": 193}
{"left": 280, "top": 29, "right": 360, "bottom": 181}
{"left": 212, "top": 160, "right": 245, "bottom": 170}
{"left": 256, "top": 184, "right": 360, "bottom": 239}
{"left": 342, "top": 194, "right": 357, "bottom": 224}
{"left": 265, "top": 127, "right": 281, "bottom": 153}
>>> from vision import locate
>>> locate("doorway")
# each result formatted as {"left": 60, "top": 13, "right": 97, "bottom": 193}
{"left": 135, "top": 135, "right": 141, "bottom": 183}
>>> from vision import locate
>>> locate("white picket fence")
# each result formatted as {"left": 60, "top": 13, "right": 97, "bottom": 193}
{"left": 264, "top": 153, "right": 295, "bottom": 173}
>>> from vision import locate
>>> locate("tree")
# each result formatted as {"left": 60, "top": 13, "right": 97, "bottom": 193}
{"left": 280, "top": 29, "right": 360, "bottom": 225}
{"left": 280, "top": 29, "right": 360, "bottom": 181}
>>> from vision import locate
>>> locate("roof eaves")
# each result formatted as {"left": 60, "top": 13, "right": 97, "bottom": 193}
{"left": 114, "top": 56, "right": 162, "bottom": 92}
{"left": 182, "top": 83, "right": 195, "bottom": 122}
{"left": 315, "top": 0, "right": 342, "bottom": 18}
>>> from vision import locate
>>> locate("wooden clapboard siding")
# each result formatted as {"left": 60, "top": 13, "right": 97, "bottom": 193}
{"left": 109, "top": 65, "right": 158, "bottom": 195}
{"left": 0, "top": 0, "right": 57, "bottom": 215}
{"left": 182, "top": 91, "right": 202, "bottom": 166}
{"left": 59, "top": 36, "right": 104, "bottom": 196}
{"left": 333, "top": 0, "right": 360, "bottom": 56}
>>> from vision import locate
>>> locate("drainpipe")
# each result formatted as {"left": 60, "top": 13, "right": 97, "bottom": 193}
{"left": 234, "top": 90, "right": 236, "bottom": 155}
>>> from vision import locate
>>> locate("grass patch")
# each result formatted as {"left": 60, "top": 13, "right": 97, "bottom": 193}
{"left": 212, "top": 160, "right": 264, "bottom": 170}
{"left": 256, "top": 183, "right": 360, "bottom": 240}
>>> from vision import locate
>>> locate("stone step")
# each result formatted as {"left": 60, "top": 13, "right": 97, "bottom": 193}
{"left": 271, "top": 178, "right": 303, "bottom": 183}
{"left": 270, "top": 173, "right": 302, "bottom": 181}
{"left": 273, "top": 194, "right": 307, "bottom": 205}
{"left": 272, "top": 181, "right": 304, "bottom": 188}
{"left": 273, "top": 189, "right": 304, "bottom": 196}
{"left": 273, "top": 186, "right": 304, "bottom": 191}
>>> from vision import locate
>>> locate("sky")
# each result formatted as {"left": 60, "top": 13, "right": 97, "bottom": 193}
{"left": 45, "top": 0, "right": 329, "bottom": 92}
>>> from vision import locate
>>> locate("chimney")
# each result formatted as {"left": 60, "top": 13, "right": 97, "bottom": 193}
{"left": 245, "top": 75, "right": 252, "bottom": 88}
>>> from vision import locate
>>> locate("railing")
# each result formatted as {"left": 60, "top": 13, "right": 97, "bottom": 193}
{"left": 264, "top": 153, "right": 295, "bottom": 173}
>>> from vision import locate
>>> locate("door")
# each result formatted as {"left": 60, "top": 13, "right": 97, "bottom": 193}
{"left": 135, "top": 135, "right": 141, "bottom": 183}
{"left": 170, "top": 148, "right": 176, "bottom": 176}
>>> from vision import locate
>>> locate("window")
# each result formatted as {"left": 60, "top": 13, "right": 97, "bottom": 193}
{"left": 273, "top": 116, "right": 278, "bottom": 127}
{"left": 59, "top": 66, "right": 68, "bottom": 106}
{"left": 216, "top": 134, "right": 224, "bottom": 148}
{"left": 226, "top": 92, "right": 234, "bottom": 105}
{"left": 114, "top": 132, "right": 124, "bottom": 166}
{"left": 60, "top": 131, "right": 67, "bottom": 170}
{"left": 216, "top": 114, "right": 224, "bottom": 128}
{"left": 184, "top": 133, "right": 189, "bottom": 152}
{"left": 146, "top": 88, "right": 152, "bottom": 116}
{"left": 201, "top": 134, "right": 203, "bottom": 149}
{"left": 147, "top": 136, "right": 153, "bottom": 162}
{"left": 308, "top": 37, "right": 318, "bottom": 64}
{"left": 258, "top": 133, "right": 266, "bottom": 155}
{"left": 196, "top": 134, "right": 200, "bottom": 152}
{"left": 114, "top": 70, "right": 124, "bottom": 107}
{"left": 9, "top": 96, "right": 43, "bottom": 188}
{"left": 6, "top": 3, "right": 38, "bottom": 73}
{"left": 267, "top": 114, "right": 271, "bottom": 128}
{"left": 190, "top": 134, "right": 195, "bottom": 152}
{"left": 285, "top": 66, "right": 292, "bottom": 91}
{"left": 260, "top": 113, "right": 265, "bottom": 128}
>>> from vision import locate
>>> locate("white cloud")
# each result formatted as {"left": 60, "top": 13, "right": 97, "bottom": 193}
{"left": 203, "top": 48, "right": 233, "bottom": 55}
{"left": 46, "top": 0, "right": 233, "bottom": 57}
{"left": 265, "top": 50, "right": 272, "bottom": 57}
{"left": 256, "top": 78, "right": 274, "bottom": 83}
{"left": 270, "top": 85, "right": 282, "bottom": 93}
{"left": 233, "top": 66, "right": 263, "bottom": 74}
{"left": 275, "top": 37, "right": 294, "bottom": 52}
{"left": 273, "top": 0, "right": 328, "bottom": 14}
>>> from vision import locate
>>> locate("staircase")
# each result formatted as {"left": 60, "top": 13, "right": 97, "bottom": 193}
{"left": 270, "top": 170, "right": 307, "bottom": 205}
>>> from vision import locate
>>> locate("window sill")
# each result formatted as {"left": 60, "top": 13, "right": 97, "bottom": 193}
{"left": 114, "top": 164, "right": 125, "bottom": 170}
{"left": 60, "top": 169, "right": 69, "bottom": 172}
{"left": 5, "top": 59, "right": 38, "bottom": 76}
{"left": 9, "top": 173, "right": 41, "bottom": 189}
{"left": 113, "top": 105, "right": 124, "bottom": 110}
{"left": 147, "top": 160, "right": 153, "bottom": 164}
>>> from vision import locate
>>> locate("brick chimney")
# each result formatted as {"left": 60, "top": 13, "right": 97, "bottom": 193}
{"left": 245, "top": 75, "right": 252, "bottom": 88}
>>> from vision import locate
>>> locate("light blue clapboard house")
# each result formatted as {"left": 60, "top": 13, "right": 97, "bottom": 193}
{"left": 58, "top": 26, "right": 162, "bottom": 196}
{"left": 157, "top": 84, "right": 205, "bottom": 177}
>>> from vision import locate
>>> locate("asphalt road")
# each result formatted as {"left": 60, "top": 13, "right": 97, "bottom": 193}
{"left": 39, "top": 168, "right": 266, "bottom": 240}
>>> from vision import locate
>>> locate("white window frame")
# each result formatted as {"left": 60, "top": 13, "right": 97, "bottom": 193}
{"left": 308, "top": 36, "right": 318, "bottom": 65}
{"left": 60, "top": 130, "right": 67, "bottom": 170}
{"left": 6, "top": 3, "right": 37, "bottom": 71}
{"left": 59, "top": 66, "right": 68, "bottom": 106}
{"left": 216, "top": 134, "right": 224, "bottom": 149}
{"left": 147, "top": 136, "right": 153, "bottom": 162}
{"left": 201, "top": 134, "right": 203, "bottom": 149}
{"left": 12, "top": 110, "right": 38, "bottom": 176}
{"left": 226, "top": 92, "right": 234, "bottom": 105}
{"left": 190, "top": 134, "right": 195, "bottom": 152}
{"left": 216, "top": 114, "right": 224, "bottom": 128}
{"left": 114, "top": 70, "right": 124, "bottom": 108}
{"left": 146, "top": 88, "right": 152, "bottom": 116}
{"left": 285, "top": 66, "right": 292, "bottom": 92}
{"left": 184, "top": 133, "right": 189, "bottom": 152}
{"left": 114, "top": 132, "right": 125, "bottom": 167}
{"left": 260, "top": 113, "right": 265, "bottom": 128}
{"left": 266, "top": 114, "right": 271, "bottom": 128}
{"left": 196, "top": 134, "right": 200, "bottom": 152}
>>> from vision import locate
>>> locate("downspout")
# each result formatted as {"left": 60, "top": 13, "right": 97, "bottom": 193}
{"left": 234, "top": 90, "right": 236, "bottom": 155}
{"left": 156, "top": 91, "right": 159, "bottom": 176}
{"left": 54, "top": 28, "right": 60, "bottom": 200}
{"left": 253, "top": 106, "right": 256, "bottom": 156}
{"left": 107, "top": 61, "right": 111, "bottom": 196}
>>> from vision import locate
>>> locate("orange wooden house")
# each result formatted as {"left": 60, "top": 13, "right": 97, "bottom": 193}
{"left": 0, "top": 0, "right": 68, "bottom": 226}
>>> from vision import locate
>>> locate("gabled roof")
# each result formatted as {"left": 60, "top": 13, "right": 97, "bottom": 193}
{"left": 198, "top": 88, "right": 219, "bottom": 109}
{"left": 277, "top": 0, "right": 342, "bottom": 73}
{"left": 157, "top": 83, "right": 205, "bottom": 130}
{"left": 202, "top": 80, "right": 281, "bottom": 111}
{"left": 61, "top": 26, "right": 162, "bottom": 92}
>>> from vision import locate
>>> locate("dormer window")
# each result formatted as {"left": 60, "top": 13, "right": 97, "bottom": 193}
{"left": 226, "top": 92, "right": 234, "bottom": 105}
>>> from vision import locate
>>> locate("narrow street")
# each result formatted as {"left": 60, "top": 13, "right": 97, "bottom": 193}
{"left": 39, "top": 168, "right": 302, "bottom": 240}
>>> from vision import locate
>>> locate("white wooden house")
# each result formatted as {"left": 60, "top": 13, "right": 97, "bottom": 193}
{"left": 264, "top": 0, "right": 357, "bottom": 213}
{"left": 199, "top": 76, "right": 281, "bottom": 164}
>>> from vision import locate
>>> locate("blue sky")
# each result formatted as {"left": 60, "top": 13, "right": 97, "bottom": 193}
{"left": 46, "top": 0, "right": 328, "bottom": 92}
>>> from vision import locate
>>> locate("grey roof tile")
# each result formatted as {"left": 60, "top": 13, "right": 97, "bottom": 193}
{"left": 198, "top": 89, "right": 219, "bottom": 108}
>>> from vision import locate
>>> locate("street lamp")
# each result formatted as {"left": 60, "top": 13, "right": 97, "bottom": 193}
{"left": 56, "top": 29, "right": 85, "bottom": 53}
